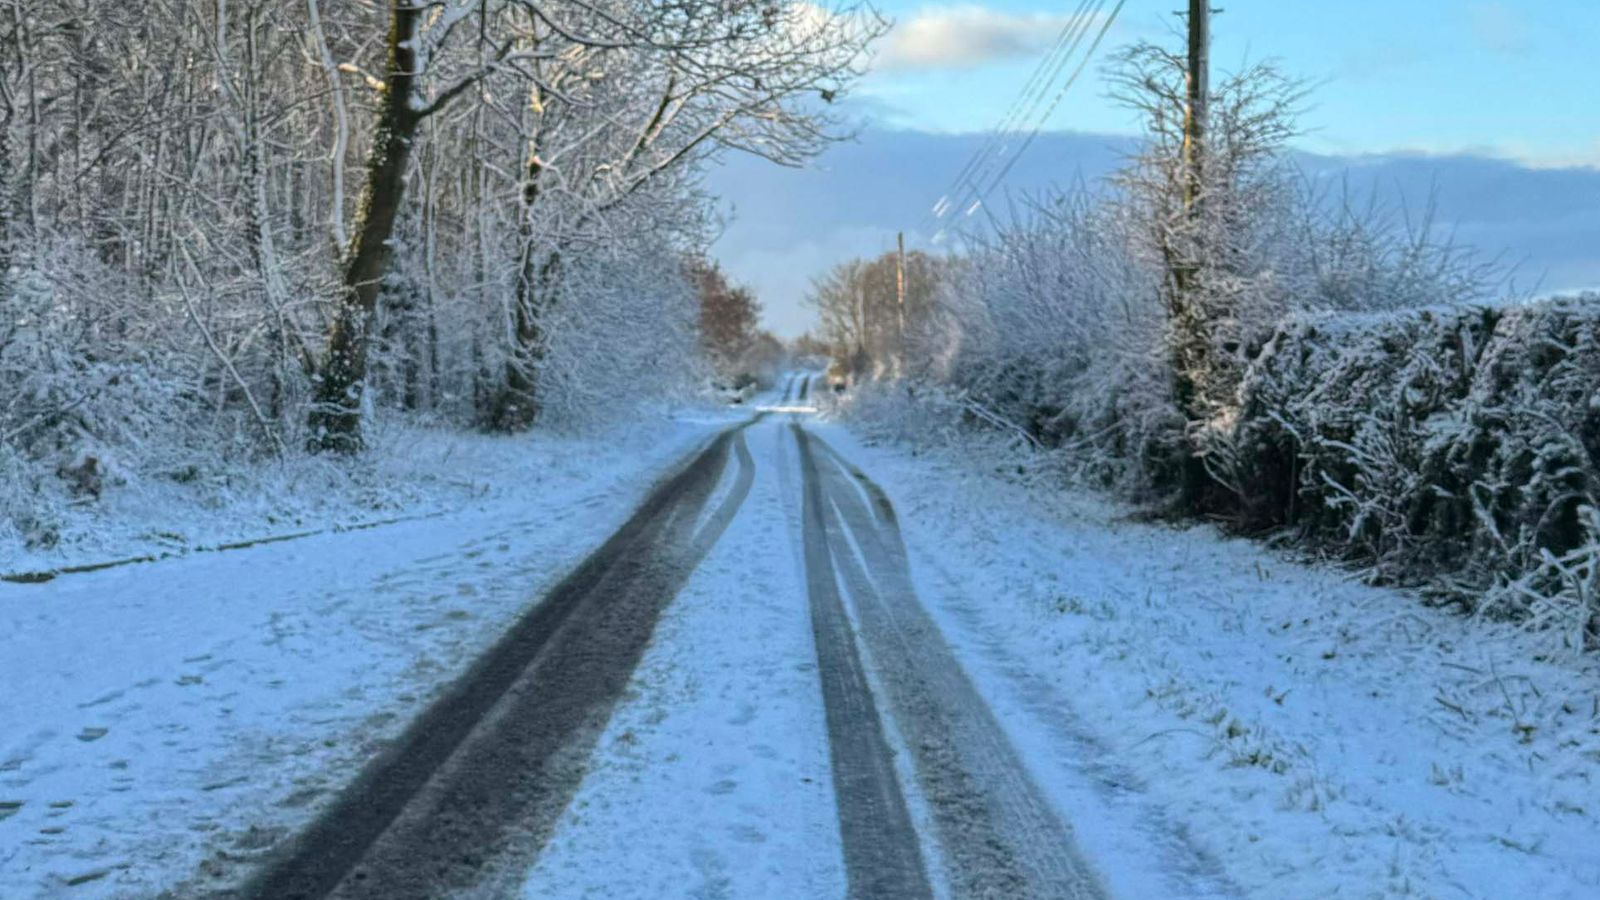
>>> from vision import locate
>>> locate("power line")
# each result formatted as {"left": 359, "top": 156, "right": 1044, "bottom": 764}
{"left": 927, "top": 0, "right": 1101, "bottom": 221}
{"left": 959, "top": 0, "right": 1127, "bottom": 218}
{"left": 936, "top": 0, "right": 1110, "bottom": 226}
{"left": 922, "top": 0, "right": 1105, "bottom": 232}
{"left": 936, "top": 0, "right": 1125, "bottom": 240}
{"left": 917, "top": 1, "right": 1098, "bottom": 226}
{"left": 923, "top": 0, "right": 1127, "bottom": 244}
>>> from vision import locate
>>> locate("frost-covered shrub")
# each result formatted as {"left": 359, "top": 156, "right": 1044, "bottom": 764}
{"left": 0, "top": 249, "right": 262, "bottom": 548}
{"left": 1, "top": 263, "right": 191, "bottom": 461}
{"left": 1228, "top": 307, "right": 1492, "bottom": 539}
{"left": 833, "top": 381, "right": 969, "bottom": 449}
{"left": 920, "top": 191, "right": 1186, "bottom": 491}
{"left": 1230, "top": 295, "right": 1600, "bottom": 648}
{"left": 535, "top": 239, "right": 704, "bottom": 428}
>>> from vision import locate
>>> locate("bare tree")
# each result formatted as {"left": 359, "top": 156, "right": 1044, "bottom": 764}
{"left": 476, "top": 1, "right": 885, "bottom": 431}
{"left": 1105, "top": 39, "right": 1307, "bottom": 497}
{"left": 806, "top": 248, "right": 950, "bottom": 380}
{"left": 1, "top": 0, "right": 884, "bottom": 540}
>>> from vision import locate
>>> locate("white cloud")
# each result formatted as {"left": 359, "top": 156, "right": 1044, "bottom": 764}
{"left": 875, "top": 5, "right": 1091, "bottom": 72}
{"left": 1497, "top": 138, "right": 1600, "bottom": 172}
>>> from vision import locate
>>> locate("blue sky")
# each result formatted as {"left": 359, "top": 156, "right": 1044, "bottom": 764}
{"left": 859, "top": 1, "right": 1600, "bottom": 166}
{"left": 708, "top": 1, "right": 1600, "bottom": 336}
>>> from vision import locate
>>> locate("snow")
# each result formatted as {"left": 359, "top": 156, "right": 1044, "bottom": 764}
{"left": 5, "top": 391, "right": 1598, "bottom": 898}
{"left": 818, "top": 421, "right": 1600, "bottom": 898}
{"left": 512, "top": 404, "right": 1596, "bottom": 898}
{"left": 1, "top": 417, "right": 683, "bottom": 580}
{"left": 0, "top": 415, "right": 725, "bottom": 897}
{"left": 520, "top": 420, "right": 845, "bottom": 899}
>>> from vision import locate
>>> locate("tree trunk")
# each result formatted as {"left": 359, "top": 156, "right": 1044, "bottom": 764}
{"left": 486, "top": 141, "right": 555, "bottom": 433}
{"left": 489, "top": 247, "right": 560, "bottom": 433}
{"left": 308, "top": 1, "right": 422, "bottom": 452}
{"left": 1162, "top": 244, "right": 1214, "bottom": 508}
{"left": 0, "top": 119, "right": 13, "bottom": 294}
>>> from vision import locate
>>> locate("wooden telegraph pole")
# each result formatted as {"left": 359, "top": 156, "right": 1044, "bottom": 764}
{"left": 1183, "top": 0, "right": 1209, "bottom": 216}
{"left": 1169, "top": 0, "right": 1213, "bottom": 503}
{"left": 895, "top": 231, "right": 907, "bottom": 373}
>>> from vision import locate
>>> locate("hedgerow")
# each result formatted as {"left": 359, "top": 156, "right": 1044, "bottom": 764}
{"left": 1225, "top": 297, "right": 1600, "bottom": 649}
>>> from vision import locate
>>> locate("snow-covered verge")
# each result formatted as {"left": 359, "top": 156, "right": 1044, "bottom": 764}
{"left": 0, "top": 406, "right": 699, "bottom": 579}
{"left": 0, "top": 233, "right": 706, "bottom": 567}
{"left": 0, "top": 413, "right": 730, "bottom": 898}
{"left": 820, "top": 421, "right": 1600, "bottom": 898}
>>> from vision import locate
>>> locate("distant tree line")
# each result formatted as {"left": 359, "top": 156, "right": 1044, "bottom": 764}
{"left": 805, "top": 247, "right": 954, "bottom": 381}
{"left": 691, "top": 258, "right": 785, "bottom": 392}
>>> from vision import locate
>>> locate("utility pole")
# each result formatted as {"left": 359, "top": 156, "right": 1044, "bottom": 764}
{"left": 852, "top": 274, "right": 866, "bottom": 379}
{"left": 895, "top": 231, "right": 907, "bottom": 374}
{"left": 1168, "top": 0, "right": 1213, "bottom": 504}
{"left": 1183, "top": 0, "right": 1210, "bottom": 216}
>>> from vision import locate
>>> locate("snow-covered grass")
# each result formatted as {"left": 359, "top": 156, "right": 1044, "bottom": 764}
{"left": 0, "top": 408, "right": 696, "bottom": 578}
{"left": 0, "top": 412, "right": 730, "bottom": 898}
{"left": 821, "top": 420, "right": 1600, "bottom": 898}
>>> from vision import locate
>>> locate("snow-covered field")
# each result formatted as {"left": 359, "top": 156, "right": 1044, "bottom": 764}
{"left": 0, "top": 414, "right": 731, "bottom": 897}
{"left": 825, "top": 422, "right": 1600, "bottom": 898}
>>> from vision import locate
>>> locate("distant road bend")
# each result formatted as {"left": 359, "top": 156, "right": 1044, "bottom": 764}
{"left": 227, "top": 380, "right": 1107, "bottom": 900}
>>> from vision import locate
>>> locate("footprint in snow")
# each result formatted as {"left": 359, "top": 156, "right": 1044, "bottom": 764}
{"left": 2, "top": 729, "right": 56, "bottom": 767}
{"left": 60, "top": 869, "right": 110, "bottom": 887}
{"left": 76, "top": 727, "right": 109, "bottom": 742}
{"left": 688, "top": 846, "right": 733, "bottom": 900}
{"left": 75, "top": 689, "right": 126, "bottom": 710}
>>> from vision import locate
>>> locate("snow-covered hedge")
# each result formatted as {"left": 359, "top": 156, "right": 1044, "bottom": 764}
{"left": 1228, "top": 296, "right": 1600, "bottom": 648}
{"left": 864, "top": 291, "right": 1600, "bottom": 651}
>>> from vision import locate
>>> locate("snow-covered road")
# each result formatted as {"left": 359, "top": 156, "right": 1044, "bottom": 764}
{"left": 0, "top": 417, "right": 728, "bottom": 898}
{"left": 4, "top": 378, "right": 1598, "bottom": 898}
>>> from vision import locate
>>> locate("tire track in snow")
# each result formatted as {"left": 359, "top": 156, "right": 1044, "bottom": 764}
{"left": 799, "top": 425, "right": 1107, "bottom": 900}
{"left": 230, "top": 420, "right": 760, "bottom": 900}
{"left": 795, "top": 423, "right": 935, "bottom": 900}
